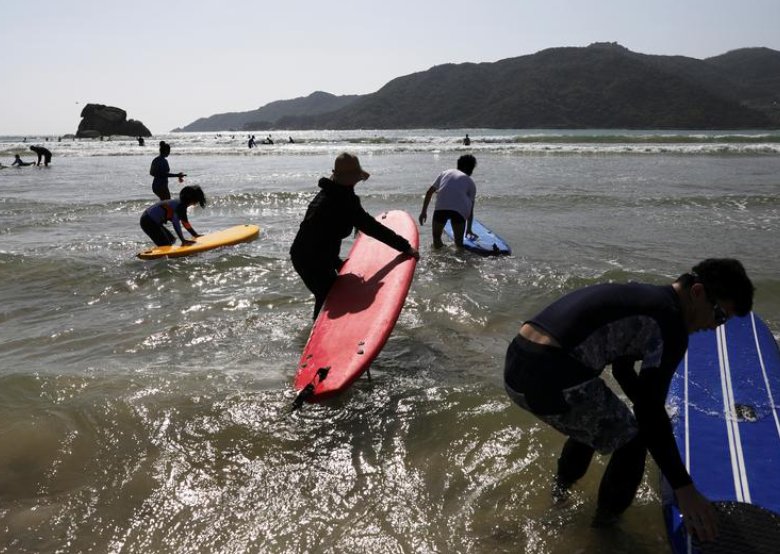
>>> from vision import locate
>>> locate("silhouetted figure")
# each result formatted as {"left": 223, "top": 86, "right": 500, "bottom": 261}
{"left": 12, "top": 154, "right": 33, "bottom": 167}
{"left": 29, "top": 145, "right": 52, "bottom": 166}
{"left": 463, "top": 134, "right": 471, "bottom": 146}
{"left": 137, "top": 136, "right": 145, "bottom": 146}
{"left": 150, "top": 141, "right": 186, "bottom": 201}
{"left": 288, "top": 136, "right": 295, "bottom": 144}
{"left": 248, "top": 135, "right": 256, "bottom": 148}
{"left": 263, "top": 135, "right": 274, "bottom": 145}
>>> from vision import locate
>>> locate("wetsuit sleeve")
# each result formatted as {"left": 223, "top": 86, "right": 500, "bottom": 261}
{"left": 352, "top": 199, "right": 411, "bottom": 253}
{"left": 176, "top": 204, "right": 198, "bottom": 238}
{"left": 633, "top": 365, "right": 692, "bottom": 489}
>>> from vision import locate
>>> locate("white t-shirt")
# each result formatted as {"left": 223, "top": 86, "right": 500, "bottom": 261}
{"left": 432, "top": 169, "right": 476, "bottom": 220}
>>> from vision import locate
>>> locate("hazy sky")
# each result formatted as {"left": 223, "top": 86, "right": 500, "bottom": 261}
{"left": 2, "top": 0, "right": 778, "bottom": 135}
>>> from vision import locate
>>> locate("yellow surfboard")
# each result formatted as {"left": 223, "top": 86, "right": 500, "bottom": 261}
{"left": 137, "top": 224, "right": 260, "bottom": 260}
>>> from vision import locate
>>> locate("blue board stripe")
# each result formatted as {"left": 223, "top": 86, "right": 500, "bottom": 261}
{"left": 716, "top": 324, "right": 751, "bottom": 502}
{"left": 684, "top": 329, "right": 734, "bottom": 501}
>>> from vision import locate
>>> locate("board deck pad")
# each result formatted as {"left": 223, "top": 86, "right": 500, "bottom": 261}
{"left": 663, "top": 312, "right": 780, "bottom": 553}
{"left": 137, "top": 224, "right": 259, "bottom": 259}
{"left": 443, "top": 218, "right": 511, "bottom": 255}
{"left": 293, "top": 210, "right": 418, "bottom": 403}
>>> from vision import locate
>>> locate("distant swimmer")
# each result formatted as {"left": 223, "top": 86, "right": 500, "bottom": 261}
{"left": 263, "top": 135, "right": 274, "bottom": 145}
{"left": 463, "top": 134, "right": 471, "bottom": 146}
{"left": 419, "top": 154, "right": 478, "bottom": 248}
{"left": 137, "top": 136, "right": 145, "bottom": 146}
{"left": 12, "top": 154, "right": 34, "bottom": 167}
{"left": 29, "top": 145, "right": 52, "bottom": 166}
{"left": 288, "top": 136, "right": 295, "bottom": 144}
{"left": 150, "top": 141, "right": 186, "bottom": 201}
{"left": 140, "top": 185, "right": 206, "bottom": 247}
{"left": 248, "top": 135, "right": 256, "bottom": 148}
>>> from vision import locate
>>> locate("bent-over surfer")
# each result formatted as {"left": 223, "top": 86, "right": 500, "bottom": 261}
{"left": 291, "top": 152, "right": 419, "bottom": 319}
{"left": 418, "top": 154, "right": 478, "bottom": 248}
{"left": 503, "top": 258, "right": 754, "bottom": 542}
{"left": 140, "top": 185, "right": 206, "bottom": 246}
{"left": 29, "top": 145, "right": 52, "bottom": 166}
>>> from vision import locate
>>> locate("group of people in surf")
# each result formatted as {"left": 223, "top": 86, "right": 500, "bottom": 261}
{"left": 141, "top": 141, "right": 754, "bottom": 544}
{"left": 1, "top": 145, "right": 53, "bottom": 169}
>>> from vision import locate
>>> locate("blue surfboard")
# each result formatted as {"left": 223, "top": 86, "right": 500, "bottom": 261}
{"left": 663, "top": 312, "right": 780, "bottom": 553}
{"left": 443, "top": 218, "right": 511, "bottom": 256}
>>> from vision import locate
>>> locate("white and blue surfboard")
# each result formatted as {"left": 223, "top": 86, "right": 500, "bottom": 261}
{"left": 663, "top": 312, "right": 780, "bottom": 553}
{"left": 443, "top": 218, "right": 511, "bottom": 256}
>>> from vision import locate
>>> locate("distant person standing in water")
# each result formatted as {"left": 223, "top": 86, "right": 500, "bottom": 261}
{"left": 248, "top": 135, "right": 256, "bottom": 148}
{"left": 418, "top": 154, "right": 478, "bottom": 248}
{"left": 463, "top": 134, "right": 471, "bottom": 146}
{"left": 150, "top": 141, "right": 186, "bottom": 201}
{"left": 29, "top": 145, "right": 52, "bottom": 166}
{"left": 137, "top": 136, "right": 145, "bottom": 146}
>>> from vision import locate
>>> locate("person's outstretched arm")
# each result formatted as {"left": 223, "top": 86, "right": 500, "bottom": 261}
{"left": 419, "top": 185, "right": 436, "bottom": 225}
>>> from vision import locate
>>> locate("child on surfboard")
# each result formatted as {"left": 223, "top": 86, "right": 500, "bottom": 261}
{"left": 290, "top": 152, "right": 420, "bottom": 319}
{"left": 140, "top": 185, "right": 206, "bottom": 247}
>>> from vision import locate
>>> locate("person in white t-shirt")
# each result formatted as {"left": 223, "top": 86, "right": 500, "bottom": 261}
{"left": 418, "top": 155, "right": 477, "bottom": 248}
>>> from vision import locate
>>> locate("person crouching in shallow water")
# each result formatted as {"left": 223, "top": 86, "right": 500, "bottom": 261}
{"left": 140, "top": 185, "right": 205, "bottom": 247}
{"left": 290, "top": 152, "right": 420, "bottom": 320}
{"left": 503, "top": 258, "right": 754, "bottom": 543}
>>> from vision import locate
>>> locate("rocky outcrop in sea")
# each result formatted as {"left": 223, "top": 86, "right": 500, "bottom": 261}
{"left": 76, "top": 104, "right": 151, "bottom": 138}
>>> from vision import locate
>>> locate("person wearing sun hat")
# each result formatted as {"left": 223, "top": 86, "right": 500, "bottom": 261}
{"left": 290, "top": 152, "right": 420, "bottom": 319}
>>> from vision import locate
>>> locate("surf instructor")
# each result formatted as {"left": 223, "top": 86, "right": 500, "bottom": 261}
{"left": 503, "top": 259, "right": 754, "bottom": 542}
{"left": 290, "top": 152, "right": 419, "bottom": 320}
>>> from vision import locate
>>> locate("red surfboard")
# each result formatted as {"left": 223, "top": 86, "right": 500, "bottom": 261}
{"left": 293, "top": 210, "right": 419, "bottom": 404}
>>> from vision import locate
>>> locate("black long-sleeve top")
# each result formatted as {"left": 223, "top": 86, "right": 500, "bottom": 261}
{"left": 290, "top": 178, "right": 411, "bottom": 267}
{"left": 528, "top": 283, "right": 692, "bottom": 489}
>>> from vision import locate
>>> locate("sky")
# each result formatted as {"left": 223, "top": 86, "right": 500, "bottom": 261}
{"left": 2, "top": 0, "right": 779, "bottom": 135}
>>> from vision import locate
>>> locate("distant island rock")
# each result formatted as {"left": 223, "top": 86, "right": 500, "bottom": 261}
{"left": 76, "top": 104, "right": 152, "bottom": 138}
{"left": 174, "top": 44, "right": 780, "bottom": 131}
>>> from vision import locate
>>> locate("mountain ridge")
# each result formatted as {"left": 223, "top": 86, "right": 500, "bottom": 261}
{"left": 174, "top": 44, "right": 780, "bottom": 131}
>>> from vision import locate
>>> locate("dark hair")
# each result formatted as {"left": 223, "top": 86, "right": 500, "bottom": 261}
{"left": 457, "top": 154, "right": 477, "bottom": 175}
{"left": 180, "top": 185, "right": 206, "bottom": 208}
{"left": 677, "top": 258, "right": 754, "bottom": 316}
{"left": 159, "top": 141, "right": 170, "bottom": 155}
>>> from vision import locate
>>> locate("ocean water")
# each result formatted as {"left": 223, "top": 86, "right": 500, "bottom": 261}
{"left": 0, "top": 130, "right": 779, "bottom": 553}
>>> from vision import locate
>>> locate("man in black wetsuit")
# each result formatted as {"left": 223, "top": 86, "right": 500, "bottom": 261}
{"left": 504, "top": 258, "right": 754, "bottom": 542}
{"left": 290, "top": 152, "right": 419, "bottom": 320}
{"left": 29, "top": 145, "right": 52, "bottom": 166}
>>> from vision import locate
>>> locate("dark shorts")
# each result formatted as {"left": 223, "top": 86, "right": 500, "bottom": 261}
{"left": 140, "top": 213, "right": 175, "bottom": 246}
{"left": 432, "top": 209, "right": 465, "bottom": 226}
{"left": 504, "top": 335, "right": 638, "bottom": 454}
{"left": 152, "top": 182, "right": 171, "bottom": 201}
